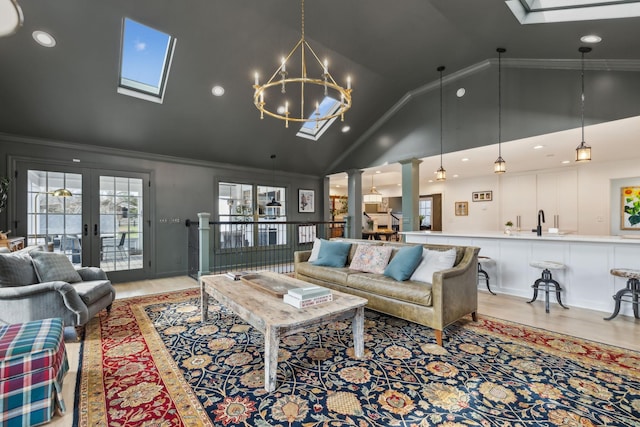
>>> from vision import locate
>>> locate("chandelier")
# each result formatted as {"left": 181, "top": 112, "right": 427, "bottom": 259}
{"left": 252, "top": 0, "right": 352, "bottom": 128}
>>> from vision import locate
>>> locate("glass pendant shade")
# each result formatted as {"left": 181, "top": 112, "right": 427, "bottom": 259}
{"left": 435, "top": 166, "right": 446, "bottom": 181}
{"left": 494, "top": 157, "right": 506, "bottom": 174}
{"left": 363, "top": 175, "right": 383, "bottom": 203}
{"left": 576, "top": 141, "right": 591, "bottom": 162}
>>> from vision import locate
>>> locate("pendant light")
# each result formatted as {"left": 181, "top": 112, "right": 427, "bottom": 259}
{"left": 363, "top": 174, "right": 383, "bottom": 204}
{"left": 494, "top": 48, "right": 506, "bottom": 174}
{"left": 435, "top": 66, "right": 446, "bottom": 181}
{"left": 576, "top": 46, "right": 592, "bottom": 162}
{"left": 266, "top": 154, "right": 281, "bottom": 207}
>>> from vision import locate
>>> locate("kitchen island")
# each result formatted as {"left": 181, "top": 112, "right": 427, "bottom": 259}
{"left": 401, "top": 231, "right": 640, "bottom": 317}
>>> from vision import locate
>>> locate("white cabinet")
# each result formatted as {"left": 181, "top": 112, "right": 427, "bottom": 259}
{"left": 535, "top": 169, "right": 578, "bottom": 232}
{"left": 500, "top": 174, "right": 537, "bottom": 232}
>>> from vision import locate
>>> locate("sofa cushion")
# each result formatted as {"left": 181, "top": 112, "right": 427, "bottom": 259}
{"left": 72, "top": 280, "right": 114, "bottom": 305}
{"left": 349, "top": 245, "right": 392, "bottom": 274}
{"left": 347, "top": 273, "right": 433, "bottom": 307}
{"left": 30, "top": 251, "right": 82, "bottom": 284}
{"left": 311, "top": 240, "right": 351, "bottom": 268}
{"left": 0, "top": 252, "right": 38, "bottom": 287}
{"left": 410, "top": 248, "right": 457, "bottom": 283}
{"left": 384, "top": 244, "right": 423, "bottom": 281}
{"left": 296, "top": 262, "right": 353, "bottom": 284}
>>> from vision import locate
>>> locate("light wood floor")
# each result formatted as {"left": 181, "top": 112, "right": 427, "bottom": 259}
{"left": 50, "top": 277, "right": 639, "bottom": 426}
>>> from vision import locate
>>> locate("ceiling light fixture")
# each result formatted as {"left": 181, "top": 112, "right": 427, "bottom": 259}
{"left": 436, "top": 66, "right": 446, "bottom": 182}
{"left": 32, "top": 30, "right": 56, "bottom": 47}
{"left": 580, "top": 34, "right": 601, "bottom": 44}
{"left": 0, "top": 0, "right": 23, "bottom": 37}
{"left": 363, "top": 174, "right": 383, "bottom": 204}
{"left": 211, "top": 85, "right": 225, "bottom": 96}
{"left": 252, "top": 0, "right": 352, "bottom": 128}
{"left": 494, "top": 48, "right": 506, "bottom": 174}
{"left": 576, "top": 46, "right": 592, "bottom": 162}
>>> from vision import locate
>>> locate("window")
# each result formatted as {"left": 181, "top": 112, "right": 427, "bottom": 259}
{"left": 507, "top": 0, "right": 640, "bottom": 23}
{"left": 419, "top": 197, "right": 432, "bottom": 229}
{"left": 118, "top": 18, "right": 176, "bottom": 103}
{"left": 218, "top": 182, "right": 287, "bottom": 248}
{"left": 296, "top": 96, "right": 341, "bottom": 141}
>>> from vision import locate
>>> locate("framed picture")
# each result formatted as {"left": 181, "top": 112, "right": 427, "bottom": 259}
{"left": 621, "top": 186, "right": 640, "bottom": 230}
{"left": 455, "top": 201, "right": 468, "bottom": 216}
{"left": 472, "top": 191, "right": 492, "bottom": 202}
{"left": 298, "top": 189, "right": 315, "bottom": 213}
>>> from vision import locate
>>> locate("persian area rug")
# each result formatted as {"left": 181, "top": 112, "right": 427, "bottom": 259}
{"left": 75, "top": 288, "right": 640, "bottom": 426}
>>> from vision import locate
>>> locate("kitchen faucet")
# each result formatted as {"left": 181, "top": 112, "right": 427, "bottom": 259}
{"left": 532, "top": 209, "right": 545, "bottom": 236}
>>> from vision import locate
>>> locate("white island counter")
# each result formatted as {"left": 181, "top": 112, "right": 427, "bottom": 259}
{"left": 401, "top": 231, "right": 640, "bottom": 317}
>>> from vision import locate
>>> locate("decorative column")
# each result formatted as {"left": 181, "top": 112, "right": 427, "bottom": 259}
{"left": 346, "top": 169, "right": 363, "bottom": 239}
{"left": 400, "top": 158, "right": 422, "bottom": 232}
{"left": 197, "top": 212, "right": 211, "bottom": 279}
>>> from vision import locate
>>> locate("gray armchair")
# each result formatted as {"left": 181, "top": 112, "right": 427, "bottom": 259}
{"left": 0, "top": 247, "right": 116, "bottom": 326}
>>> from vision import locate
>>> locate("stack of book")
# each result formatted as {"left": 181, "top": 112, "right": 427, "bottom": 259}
{"left": 283, "top": 285, "right": 333, "bottom": 308}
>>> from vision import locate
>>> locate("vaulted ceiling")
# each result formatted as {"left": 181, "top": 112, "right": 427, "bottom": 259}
{"left": 1, "top": 0, "right": 640, "bottom": 176}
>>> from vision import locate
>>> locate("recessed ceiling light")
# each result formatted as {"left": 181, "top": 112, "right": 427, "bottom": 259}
{"left": 461, "top": 158, "right": 469, "bottom": 162}
{"left": 277, "top": 105, "right": 286, "bottom": 114}
{"left": 580, "top": 34, "right": 602, "bottom": 44}
{"left": 341, "top": 125, "right": 351, "bottom": 133}
{"left": 397, "top": 183, "right": 401, "bottom": 186}
{"left": 336, "top": 184, "right": 340, "bottom": 188}
{"left": 456, "top": 88, "right": 466, "bottom": 98}
{"left": 211, "top": 85, "right": 225, "bottom": 96}
{"left": 562, "top": 160, "right": 571, "bottom": 164}
{"left": 375, "top": 170, "right": 381, "bottom": 174}
{"left": 428, "top": 179, "right": 434, "bottom": 183}
{"left": 453, "top": 174, "right": 459, "bottom": 178}
{"left": 533, "top": 145, "right": 544, "bottom": 150}
{"left": 32, "top": 30, "right": 56, "bottom": 47}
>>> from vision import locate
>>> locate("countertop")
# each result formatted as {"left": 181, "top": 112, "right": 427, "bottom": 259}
{"left": 400, "top": 230, "right": 640, "bottom": 244}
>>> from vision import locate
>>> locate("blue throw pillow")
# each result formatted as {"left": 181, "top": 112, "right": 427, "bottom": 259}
{"left": 384, "top": 244, "right": 424, "bottom": 281}
{"left": 311, "top": 240, "right": 351, "bottom": 268}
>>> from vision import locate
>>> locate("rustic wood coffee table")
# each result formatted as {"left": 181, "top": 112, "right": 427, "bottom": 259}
{"left": 200, "top": 272, "right": 367, "bottom": 392}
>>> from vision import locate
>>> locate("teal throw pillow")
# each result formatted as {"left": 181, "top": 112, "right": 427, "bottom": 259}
{"left": 311, "top": 240, "right": 351, "bottom": 268}
{"left": 384, "top": 244, "right": 424, "bottom": 281}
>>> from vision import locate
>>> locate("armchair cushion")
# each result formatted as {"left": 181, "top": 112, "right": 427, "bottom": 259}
{"left": 0, "top": 252, "right": 38, "bottom": 287}
{"left": 30, "top": 251, "right": 82, "bottom": 284}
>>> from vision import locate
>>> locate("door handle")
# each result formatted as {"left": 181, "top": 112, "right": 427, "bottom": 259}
{"left": 84, "top": 224, "right": 88, "bottom": 237}
{"left": 94, "top": 224, "right": 99, "bottom": 236}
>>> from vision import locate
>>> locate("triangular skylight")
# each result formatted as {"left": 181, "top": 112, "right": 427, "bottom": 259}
{"left": 118, "top": 18, "right": 176, "bottom": 104}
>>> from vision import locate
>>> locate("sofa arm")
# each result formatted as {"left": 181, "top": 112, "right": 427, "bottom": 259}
{"left": 0, "top": 281, "right": 87, "bottom": 325}
{"left": 294, "top": 250, "right": 311, "bottom": 264}
{"left": 77, "top": 266, "right": 108, "bottom": 281}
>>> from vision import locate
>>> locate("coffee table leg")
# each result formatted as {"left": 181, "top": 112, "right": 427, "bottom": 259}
{"left": 200, "top": 282, "right": 209, "bottom": 322}
{"left": 264, "top": 326, "right": 280, "bottom": 392}
{"left": 352, "top": 306, "right": 364, "bottom": 358}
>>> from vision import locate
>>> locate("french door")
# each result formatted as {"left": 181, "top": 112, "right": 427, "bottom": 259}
{"left": 18, "top": 162, "right": 150, "bottom": 282}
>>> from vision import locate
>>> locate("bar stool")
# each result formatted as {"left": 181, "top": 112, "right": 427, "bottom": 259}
{"left": 527, "top": 261, "right": 569, "bottom": 313}
{"left": 477, "top": 256, "right": 496, "bottom": 295}
{"left": 604, "top": 268, "right": 640, "bottom": 320}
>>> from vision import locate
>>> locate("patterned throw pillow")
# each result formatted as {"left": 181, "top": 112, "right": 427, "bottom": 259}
{"left": 349, "top": 245, "right": 393, "bottom": 274}
{"left": 0, "top": 252, "right": 38, "bottom": 287}
{"left": 30, "top": 251, "right": 83, "bottom": 283}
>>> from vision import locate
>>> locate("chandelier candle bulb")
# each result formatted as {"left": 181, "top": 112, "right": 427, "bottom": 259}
{"left": 254, "top": 72, "right": 259, "bottom": 86}
{"left": 347, "top": 76, "right": 351, "bottom": 90}
{"left": 281, "top": 57, "right": 286, "bottom": 72}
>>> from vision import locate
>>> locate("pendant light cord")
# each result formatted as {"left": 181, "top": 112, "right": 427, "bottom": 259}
{"left": 438, "top": 66, "right": 445, "bottom": 169}
{"left": 498, "top": 48, "right": 503, "bottom": 158}
{"left": 581, "top": 50, "right": 585, "bottom": 142}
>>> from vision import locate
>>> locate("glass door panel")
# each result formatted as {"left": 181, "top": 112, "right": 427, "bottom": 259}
{"left": 99, "top": 175, "right": 144, "bottom": 273}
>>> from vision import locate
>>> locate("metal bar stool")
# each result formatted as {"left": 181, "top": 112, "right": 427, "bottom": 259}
{"left": 478, "top": 256, "right": 496, "bottom": 295}
{"left": 527, "top": 261, "right": 569, "bottom": 313}
{"left": 604, "top": 268, "right": 640, "bottom": 320}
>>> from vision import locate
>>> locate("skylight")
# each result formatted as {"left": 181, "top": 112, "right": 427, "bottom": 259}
{"left": 118, "top": 18, "right": 176, "bottom": 104}
{"left": 506, "top": 0, "right": 640, "bottom": 23}
{"left": 296, "top": 96, "right": 341, "bottom": 141}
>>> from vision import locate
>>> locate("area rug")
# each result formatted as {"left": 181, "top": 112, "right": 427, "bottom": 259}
{"left": 74, "top": 289, "right": 640, "bottom": 426}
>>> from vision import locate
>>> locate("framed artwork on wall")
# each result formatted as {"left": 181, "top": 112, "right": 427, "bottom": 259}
{"left": 620, "top": 186, "right": 640, "bottom": 229}
{"left": 455, "top": 201, "right": 468, "bottom": 216}
{"left": 298, "top": 189, "right": 315, "bottom": 213}
{"left": 472, "top": 191, "right": 492, "bottom": 202}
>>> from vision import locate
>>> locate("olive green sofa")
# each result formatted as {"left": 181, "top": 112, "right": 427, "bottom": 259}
{"left": 294, "top": 239, "right": 480, "bottom": 346}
